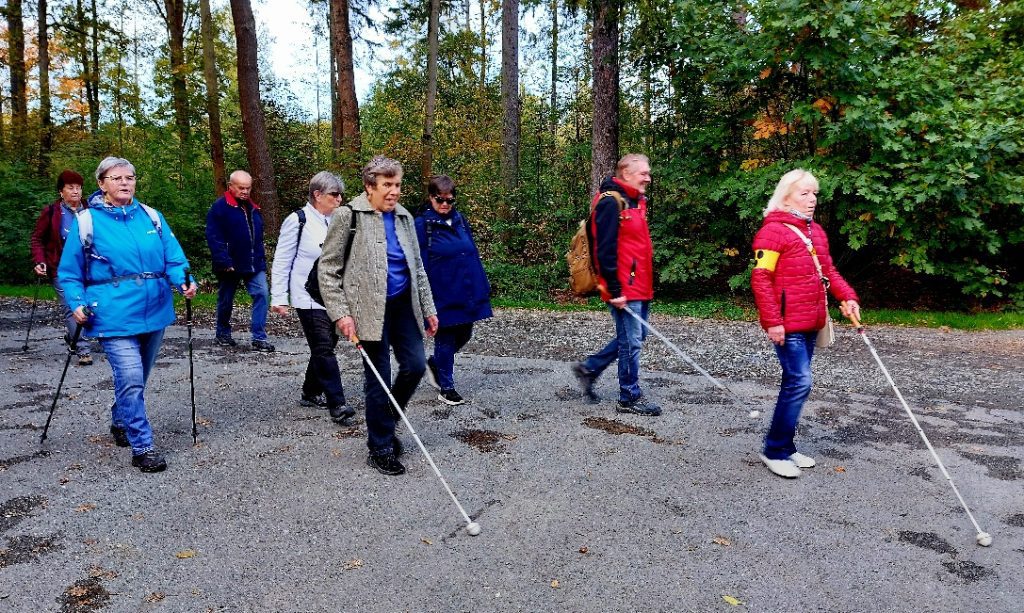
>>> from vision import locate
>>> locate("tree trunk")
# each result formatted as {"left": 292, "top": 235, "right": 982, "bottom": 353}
{"left": 230, "top": 0, "right": 281, "bottom": 235}
{"left": 159, "top": 0, "right": 190, "bottom": 153}
{"left": 590, "top": 0, "right": 619, "bottom": 192}
{"left": 479, "top": 0, "right": 487, "bottom": 89}
{"left": 328, "top": 4, "right": 339, "bottom": 153}
{"left": 88, "top": 0, "right": 100, "bottom": 133}
{"left": 7, "top": 0, "right": 29, "bottom": 158}
{"left": 330, "top": 0, "right": 360, "bottom": 168}
{"left": 38, "top": 0, "right": 54, "bottom": 170}
{"left": 199, "top": 0, "right": 226, "bottom": 192}
{"left": 500, "top": 0, "right": 520, "bottom": 199}
{"left": 422, "top": 0, "right": 440, "bottom": 191}
{"left": 549, "top": 0, "right": 558, "bottom": 133}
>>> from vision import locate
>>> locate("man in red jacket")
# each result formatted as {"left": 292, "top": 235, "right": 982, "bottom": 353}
{"left": 30, "top": 169, "right": 92, "bottom": 365}
{"left": 572, "top": 154, "right": 660, "bottom": 416}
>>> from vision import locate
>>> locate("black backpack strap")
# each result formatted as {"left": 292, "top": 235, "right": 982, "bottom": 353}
{"left": 286, "top": 208, "right": 307, "bottom": 295}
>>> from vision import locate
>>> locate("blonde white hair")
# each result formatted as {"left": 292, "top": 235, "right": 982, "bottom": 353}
{"left": 763, "top": 168, "right": 819, "bottom": 217}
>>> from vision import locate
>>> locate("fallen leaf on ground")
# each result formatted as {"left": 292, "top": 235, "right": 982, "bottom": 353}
{"left": 723, "top": 594, "right": 743, "bottom": 606}
{"left": 143, "top": 592, "right": 165, "bottom": 603}
{"left": 88, "top": 566, "right": 117, "bottom": 579}
{"left": 175, "top": 549, "right": 196, "bottom": 559}
{"left": 835, "top": 466, "right": 846, "bottom": 473}
{"left": 331, "top": 449, "right": 344, "bottom": 458}
{"left": 579, "top": 546, "right": 588, "bottom": 554}
{"left": 343, "top": 559, "right": 363, "bottom": 570}
{"left": 196, "top": 418, "right": 212, "bottom": 426}
{"left": 67, "top": 463, "right": 84, "bottom": 471}
{"left": 74, "top": 503, "right": 96, "bottom": 513}
{"left": 712, "top": 536, "right": 732, "bottom": 546}
{"left": 131, "top": 513, "right": 145, "bottom": 520}
{"left": 421, "top": 538, "right": 433, "bottom": 545}
{"left": 66, "top": 586, "right": 89, "bottom": 597}
{"left": 550, "top": 580, "right": 560, "bottom": 589}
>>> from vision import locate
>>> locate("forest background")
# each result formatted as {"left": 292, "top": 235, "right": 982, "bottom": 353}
{"left": 0, "top": 0, "right": 1021, "bottom": 312}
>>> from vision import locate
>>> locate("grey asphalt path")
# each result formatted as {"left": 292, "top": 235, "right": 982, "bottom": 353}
{"left": 1, "top": 303, "right": 1022, "bottom": 612}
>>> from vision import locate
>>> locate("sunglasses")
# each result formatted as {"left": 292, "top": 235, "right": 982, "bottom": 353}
{"left": 432, "top": 196, "right": 455, "bottom": 204}
{"left": 322, "top": 191, "right": 342, "bottom": 198}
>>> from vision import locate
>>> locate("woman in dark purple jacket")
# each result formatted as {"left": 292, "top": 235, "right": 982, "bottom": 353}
{"left": 415, "top": 175, "right": 492, "bottom": 405}
{"left": 29, "top": 170, "right": 93, "bottom": 365}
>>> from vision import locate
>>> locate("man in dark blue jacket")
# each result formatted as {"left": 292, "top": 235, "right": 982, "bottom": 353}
{"left": 205, "top": 170, "right": 274, "bottom": 351}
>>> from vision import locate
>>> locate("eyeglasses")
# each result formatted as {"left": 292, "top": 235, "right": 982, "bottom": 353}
{"left": 432, "top": 196, "right": 455, "bottom": 204}
{"left": 326, "top": 191, "right": 342, "bottom": 198}
{"left": 104, "top": 175, "right": 136, "bottom": 183}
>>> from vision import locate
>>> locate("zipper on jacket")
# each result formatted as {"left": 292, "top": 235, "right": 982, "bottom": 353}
{"left": 780, "top": 290, "right": 786, "bottom": 318}
{"left": 628, "top": 259, "right": 637, "bottom": 285}
{"left": 243, "top": 205, "right": 256, "bottom": 271}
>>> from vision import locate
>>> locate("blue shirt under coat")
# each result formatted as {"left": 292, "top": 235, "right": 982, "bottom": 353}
{"left": 57, "top": 190, "right": 191, "bottom": 338}
{"left": 383, "top": 211, "right": 410, "bottom": 298}
{"left": 414, "top": 207, "right": 492, "bottom": 327}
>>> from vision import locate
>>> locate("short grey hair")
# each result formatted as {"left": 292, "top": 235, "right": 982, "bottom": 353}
{"left": 764, "top": 168, "right": 819, "bottom": 217}
{"left": 95, "top": 156, "right": 136, "bottom": 183}
{"left": 361, "top": 156, "right": 403, "bottom": 188}
{"left": 616, "top": 153, "right": 649, "bottom": 177}
{"left": 308, "top": 171, "right": 345, "bottom": 204}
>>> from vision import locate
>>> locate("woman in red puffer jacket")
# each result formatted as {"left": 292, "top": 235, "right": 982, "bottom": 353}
{"left": 751, "top": 169, "right": 861, "bottom": 479}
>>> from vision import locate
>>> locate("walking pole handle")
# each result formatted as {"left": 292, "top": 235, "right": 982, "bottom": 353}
{"left": 848, "top": 312, "right": 864, "bottom": 332}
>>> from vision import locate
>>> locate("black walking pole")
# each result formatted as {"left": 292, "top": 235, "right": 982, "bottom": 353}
{"left": 40, "top": 307, "right": 90, "bottom": 443}
{"left": 184, "top": 268, "right": 198, "bottom": 445}
{"left": 22, "top": 276, "right": 42, "bottom": 351}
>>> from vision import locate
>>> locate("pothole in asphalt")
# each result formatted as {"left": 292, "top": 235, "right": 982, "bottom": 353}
{"left": 0, "top": 495, "right": 47, "bottom": 533}
{"left": 452, "top": 429, "right": 513, "bottom": 452}
{"left": 0, "top": 450, "right": 50, "bottom": 471}
{"left": 582, "top": 417, "right": 666, "bottom": 443}
{"left": 941, "top": 559, "right": 992, "bottom": 583}
{"left": 897, "top": 530, "right": 957, "bottom": 555}
{"left": 1004, "top": 514, "right": 1024, "bottom": 527}
{"left": 956, "top": 451, "right": 1022, "bottom": 481}
{"left": 57, "top": 575, "right": 111, "bottom": 612}
{"left": 0, "top": 533, "right": 63, "bottom": 568}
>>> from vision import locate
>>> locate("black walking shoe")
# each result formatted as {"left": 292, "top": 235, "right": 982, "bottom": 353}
{"left": 572, "top": 362, "right": 600, "bottom": 404}
{"left": 215, "top": 335, "right": 237, "bottom": 347}
{"left": 425, "top": 357, "right": 441, "bottom": 390}
{"left": 392, "top": 437, "right": 405, "bottom": 458}
{"left": 131, "top": 450, "right": 167, "bottom": 473}
{"left": 616, "top": 395, "right": 662, "bottom": 417}
{"left": 330, "top": 404, "right": 356, "bottom": 424}
{"left": 300, "top": 393, "right": 328, "bottom": 408}
{"left": 251, "top": 340, "right": 275, "bottom": 352}
{"left": 367, "top": 453, "right": 405, "bottom": 476}
{"left": 438, "top": 389, "right": 466, "bottom": 406}
{"left": 109, "top": 425, "right": 130, "bottom": 447}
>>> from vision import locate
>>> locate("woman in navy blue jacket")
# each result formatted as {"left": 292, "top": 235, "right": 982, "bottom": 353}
{"left": 415, "top": 176, "right": 492, "bottom": 405}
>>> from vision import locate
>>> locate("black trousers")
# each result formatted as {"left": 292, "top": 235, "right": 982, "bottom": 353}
{"left": 296, "top": 308, "right": 347, "bottom": 408}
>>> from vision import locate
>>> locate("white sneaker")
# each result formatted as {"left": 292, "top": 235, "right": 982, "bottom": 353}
{"left": 759, "top": 454, "right": 801, "bottom": 478}
{"left": 789, "top": 452, "right": 816, "bottom": 468}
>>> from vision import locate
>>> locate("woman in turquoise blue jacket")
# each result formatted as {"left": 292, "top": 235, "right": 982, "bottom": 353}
{"left": 58, "top": 157, "right": 197, "bottom": 473}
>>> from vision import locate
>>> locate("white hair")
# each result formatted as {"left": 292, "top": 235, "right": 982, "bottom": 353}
{"left": 763, "top": 168, "right": 819, "bottom": 217}
{"left": 95, "top": 156, "right": 136, "bottom": 183}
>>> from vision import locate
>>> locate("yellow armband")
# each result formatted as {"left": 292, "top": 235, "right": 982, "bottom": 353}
{"left": 754, "top": 249, "right": 780, "bottom": 271}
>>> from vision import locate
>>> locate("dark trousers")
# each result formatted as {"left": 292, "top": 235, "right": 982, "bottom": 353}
{"left": 432, "top": 323, "right": 474, "bottom": 390}
{"left": 360, "top": 290, "right": 426, "bottom": 456}
{"left": 296, "top": 308, "right": 346, "bottom": 408}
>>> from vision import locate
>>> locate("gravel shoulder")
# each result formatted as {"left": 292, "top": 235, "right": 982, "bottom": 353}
{"left": 1, "top": 297, "right": 1022, "bottom": 612}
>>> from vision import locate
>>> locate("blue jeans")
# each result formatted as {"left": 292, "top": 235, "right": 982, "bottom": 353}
{"left": 215, "top": 270, "right": 269, "bottom": 341}
{"left": 100, "top": 329, "right": 165, "bottom": 455}
{"left": 432, "top": 323, "right": 473, "bottom": 391}
{"left": 360, "top": 290, "right": 426, "bottom": 456}
{"left": 582, "top": 300, "right": 649, "bottom": 403}
{"left": 53, "top": 278, "right": 91, "bottom": 357}
{"left": 764, "top": 332, "right": 816, "bottom": 459}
